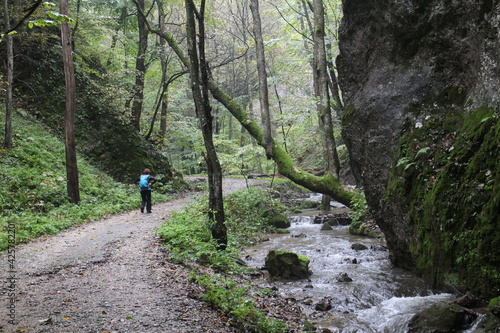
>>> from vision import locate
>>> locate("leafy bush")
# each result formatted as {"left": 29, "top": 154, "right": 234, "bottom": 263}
{"left": 225, "top": 187, "right": 290, "bottom": 246}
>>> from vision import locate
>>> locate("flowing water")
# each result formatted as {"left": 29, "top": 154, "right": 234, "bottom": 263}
{"left": 242, "top": 201, "right": 459, "bottom": 332}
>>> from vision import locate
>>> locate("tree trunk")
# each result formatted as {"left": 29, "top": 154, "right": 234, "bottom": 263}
{"left": 185, "top": 0, "right": 227, "bottom": 250}
{"left": 60, "top": 0, "right": 80, "bottom": 204}
{"left": 3, "top": 0, "right": 13, "bottom": 149}
{"left": 250, "top": 0, "right": 273, "bottom": 157}
{"left": 131, "top": 0, "right": 148, "bottom": 131}
{"left": 312, "top": 0, "right": 340, "bottom": 210}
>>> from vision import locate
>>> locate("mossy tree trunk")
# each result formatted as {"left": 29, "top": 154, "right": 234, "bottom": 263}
{"left": 185, "top": 0, "right": 227, "bottom": 250}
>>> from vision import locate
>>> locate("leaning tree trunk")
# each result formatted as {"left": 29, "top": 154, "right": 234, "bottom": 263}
{"left": 185, "top": 0, "right": 227, "bottom": 250}
{"left": 60, "top": 0, "right": 80, "bottom": 204}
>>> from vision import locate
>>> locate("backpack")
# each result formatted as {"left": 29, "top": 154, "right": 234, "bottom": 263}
{"left": 139, "top": 174, "right": 150, "bottom": 190}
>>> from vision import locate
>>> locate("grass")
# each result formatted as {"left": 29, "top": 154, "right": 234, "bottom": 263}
{"left": 0, "top": 112, "right": 170, "bottom": 250}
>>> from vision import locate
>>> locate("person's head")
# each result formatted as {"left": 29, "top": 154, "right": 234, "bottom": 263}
{"left": 143, "top": 168, "right": 151, "bottom": 174}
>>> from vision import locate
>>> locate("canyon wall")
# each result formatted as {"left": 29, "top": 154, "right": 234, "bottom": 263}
{"left": 337, "top": 0, "right": 499, "bottom": 297}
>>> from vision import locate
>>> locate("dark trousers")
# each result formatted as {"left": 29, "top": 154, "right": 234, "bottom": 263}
{"left": 140, "top": 190, "right": 152, "bottom": 213}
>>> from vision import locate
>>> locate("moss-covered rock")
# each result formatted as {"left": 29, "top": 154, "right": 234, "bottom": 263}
{"left": 265, "top": 250, "right": 311, "bottom": 279}
{"left": 385, "top": 106, "right": 500, "bottom": 297}
{"left": 337, "top": 0, "right": 499, "bottom": 299}
{"left": 262, "top": 209, "right": 291, "bottom": 229}
{"left": 407, "top": 302, "right": 478, "bottom": 332}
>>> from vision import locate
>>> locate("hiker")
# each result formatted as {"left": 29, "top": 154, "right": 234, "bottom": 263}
{"left": 135, "top": 168, "right": 158, "bottom": 213}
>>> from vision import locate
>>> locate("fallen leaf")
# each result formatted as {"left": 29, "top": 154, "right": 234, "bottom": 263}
{"left": 63, "top": 317, "right": 71, "bottom": 321}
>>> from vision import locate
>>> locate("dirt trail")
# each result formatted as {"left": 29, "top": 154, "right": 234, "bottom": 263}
{"left": 1, "top": 178, "right": 253, "bottom": 333}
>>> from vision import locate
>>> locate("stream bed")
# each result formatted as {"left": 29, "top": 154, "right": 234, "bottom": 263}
{"left": 242, "top": 204, "right": 457, "bottom": 332}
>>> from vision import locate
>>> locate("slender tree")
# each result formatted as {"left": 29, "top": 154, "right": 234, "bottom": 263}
{"left": 130, "top": 0, "right": 149, "bottom": 130}
{"left": 2, "top": 0, "right": 13, "bottom": 149}
{"left": 60, "top": 0, "right": 80, "bottom": 204}
{"left": 185, "top": 0, "right": 227, "bottom": 249}
{"left": 157, "top": 0, "right": 169, "bottom": 140}
{"left": 312, "top": 0, "right": 340, "bottom": 210}
{"left": 250, "top": 0, "right": 273, "bottom": 157}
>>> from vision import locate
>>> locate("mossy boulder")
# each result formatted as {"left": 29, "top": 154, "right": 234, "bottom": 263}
{"left": 265, "top": 250, "right": 311, "bottom": 279}
{"left": 407, "top": 302, "right": 478, "bottom": 332}
{"left": 262, "top": 209, "right": 291, "bottom": 229}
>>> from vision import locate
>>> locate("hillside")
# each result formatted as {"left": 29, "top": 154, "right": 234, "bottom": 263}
{"left": 0, "top": 112, "right": 172, "bottom": 250}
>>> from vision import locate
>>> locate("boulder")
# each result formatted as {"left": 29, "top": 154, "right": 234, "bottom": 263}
{"left": 265, "top": 250, "right": 311, "bottom": 279}
{"left": 351, "top": 243, "right": 368, "bottom": 251}
{"left": 321, "top": 222, "right": 333, "bottom": 231}
{"left": 337, "top": 272, "right": 353, "bottom": 283}
{"left": 407, "top": 302, "right": 478, "bottom": 332}
{"left": 315, "top": 298, "right": 332, "bottom": 311}
{"left": 262, "top": 209, "right": 291, "bottom": 229}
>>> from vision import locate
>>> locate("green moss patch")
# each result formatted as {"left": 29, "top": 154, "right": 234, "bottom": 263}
{"left": 385, "top": 103, "right": 499, "bottom": 298}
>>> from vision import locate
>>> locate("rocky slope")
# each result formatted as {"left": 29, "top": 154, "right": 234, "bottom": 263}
{"left": 337, "top": 0, "right": 499, "bottom": 297}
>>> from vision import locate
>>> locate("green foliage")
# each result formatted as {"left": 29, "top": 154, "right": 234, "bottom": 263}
{"left": 11, "top": 19, "right": 179, "bottom": 184}
{"left": 348, "top": 189, "right": 367, "bottom": 223}
{"left": 193, "top": 273, "right": 288, "bottom": 333}
{"left": 225, "top": 187, "right": 290, "bottom": 246}
{"left": 0, "top": 113, "right": 168, "bottom": 250}
{"left": 156, "top": 198, "right": 241, "bottom": 272}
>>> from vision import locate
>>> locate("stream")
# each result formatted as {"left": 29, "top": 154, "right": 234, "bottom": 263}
{"left": 242, "top": 196, "right": 458, "bottom": 332}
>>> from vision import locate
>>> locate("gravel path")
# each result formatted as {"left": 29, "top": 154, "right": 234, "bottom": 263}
{"left": 0, "top": 178, "right": 254, "bottom": 333}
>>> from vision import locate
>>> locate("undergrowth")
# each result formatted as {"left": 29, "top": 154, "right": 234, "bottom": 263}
{"left": 0, "top": 113, "right": 169, "bottom": 250}
{"left": 157, "top": 186, "right": 291, "bottom": 332}
{"left": 193, "top": 273, "right": 288, "bottom": 333}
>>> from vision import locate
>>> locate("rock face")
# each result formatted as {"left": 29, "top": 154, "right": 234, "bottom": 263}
{"left": 337, "top": 0, "right": 499, "bottom": 296}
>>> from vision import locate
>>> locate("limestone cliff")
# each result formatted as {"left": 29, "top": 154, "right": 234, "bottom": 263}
{"left": 337, "top": 0, "right": 499, "bottom": 297}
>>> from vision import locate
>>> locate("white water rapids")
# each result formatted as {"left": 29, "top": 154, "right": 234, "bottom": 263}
{"left": 241, "top": 206, "right": 468, "bottom": 332}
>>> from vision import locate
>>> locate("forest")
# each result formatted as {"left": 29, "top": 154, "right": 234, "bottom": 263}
{"left": 1, "top": 0, "right": 499, "bottom": 332}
